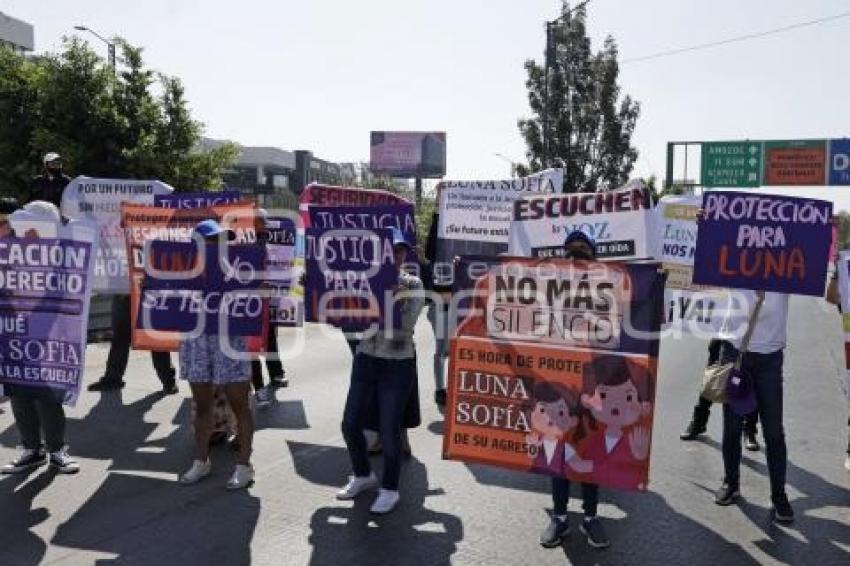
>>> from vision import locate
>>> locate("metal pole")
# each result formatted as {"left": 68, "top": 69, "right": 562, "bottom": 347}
{"left": 665, "top": 142, "right": 674, "bottom": 192}
{"left": 415, "top": 176, "right": 422, "bottom": 208}
{"left": 543, "top": 22, "right": 552, "bottom": 169}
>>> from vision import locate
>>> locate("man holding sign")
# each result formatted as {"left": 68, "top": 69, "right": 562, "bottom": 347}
{"left": 693, "top": 191, "right": 833, "bottom": 524}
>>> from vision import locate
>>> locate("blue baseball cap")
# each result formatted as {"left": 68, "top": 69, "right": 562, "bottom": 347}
{"left": 194, "top": 219, "right": 234, "bottom": 239}
{"left": 390, "top": 226, "right": 411, "bottom": 249}
{"left": 564, "top": 229, "right": 596, "bottom": 250}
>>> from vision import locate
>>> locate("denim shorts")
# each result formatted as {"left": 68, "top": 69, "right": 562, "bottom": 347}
{"left": 179, "top": 334, "right": 251, "bottom": 384}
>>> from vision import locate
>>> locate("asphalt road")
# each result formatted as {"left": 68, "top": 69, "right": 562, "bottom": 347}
{"left": 0, "top": 297, "right": 848, "bottom": 565}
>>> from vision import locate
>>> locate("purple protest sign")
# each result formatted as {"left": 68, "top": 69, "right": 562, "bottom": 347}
{"left": 154, "top": 191, "right": 243, "bottom": 209}
{"left": 0, "top": 237, "right": 94, "bottom": 405}
{"left": 307, "top": 204, "right": 417, "bottom": 262}
{"left": 140, "top": 241, "right": 267, "bottom": 335}
{"left": 692, "top": 191, "right": 832, "bottom": 296}
{"left": 304, "top": 227, "right": 397, "bottom": 331}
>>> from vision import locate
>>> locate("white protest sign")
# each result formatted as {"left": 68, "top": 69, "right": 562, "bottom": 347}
{"left": 61, "top": 176, "right": 174, "bottom": 293}
{"left": 507, "top": 181, "right": 654, "bottom": 260}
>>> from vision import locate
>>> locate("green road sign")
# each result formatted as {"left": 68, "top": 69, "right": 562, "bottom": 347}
{"left": 701, "top": 141, "right": 762, "bottom": 187}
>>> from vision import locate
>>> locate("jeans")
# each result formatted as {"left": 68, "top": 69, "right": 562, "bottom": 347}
{"left": 103, "top": 295, "right": 175, "bottom": 385}
{"left": 552, "top": 477, "right": 599, "bottom": 517}
{"left": 719, "top": 343, "right": 787, "bottom": 495}
{"left": 251, "top": 324, "right": 284, "bottom": 389}
{"left": 10, "top": 396, "right": 66, "bottom": 452}
{"left": 341, "top": 353, "right": 416, "bottom": 490}
{"left": 426, "top": 302, "right": 449, "bottom": 391}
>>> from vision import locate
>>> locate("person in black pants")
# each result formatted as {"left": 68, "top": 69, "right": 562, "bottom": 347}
{"left": 680, "top": 339, "right": 760, "bottom": 451}
{"left": 251, "top": 323, "right": 287, "bottom": 407}
{"left": 87, "top": 295, "right": 178, "bottom": 394}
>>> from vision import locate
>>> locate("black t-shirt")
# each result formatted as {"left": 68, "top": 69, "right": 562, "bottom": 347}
{"left": 30, "top": 173, "right": 71, "bottom": 209}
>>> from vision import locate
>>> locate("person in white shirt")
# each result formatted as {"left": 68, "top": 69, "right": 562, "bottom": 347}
{"left": 712, "top": 289, "right": 794, "bottom": 524}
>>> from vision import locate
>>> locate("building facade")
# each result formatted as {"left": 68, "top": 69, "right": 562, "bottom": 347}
{"left": 0, "top": 12, "right": 34, "bottom": 52}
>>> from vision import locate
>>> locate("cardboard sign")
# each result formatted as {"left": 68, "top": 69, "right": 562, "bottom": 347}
{"left": 435, "top": 169, "right": 563, "bottom": 284}
{"left": 692, "top": 191, "right": 832, "bottom": 296}
{"left": 303, "top": 227, "right": 397, "bottom": 332}
{"left": 60, "top": 176, "right": 174, "bottom": 293}
{"left": 121, "top": 201, "right": 257, "bottom": 351}
{"left": 507, "top": 182, "right": 655, "bottom": 260}
{"left": 0, "top": 214, "right": 97, "bottom": 406}
{"left": 443, "top": 257, "right": 664, "bottom": 491}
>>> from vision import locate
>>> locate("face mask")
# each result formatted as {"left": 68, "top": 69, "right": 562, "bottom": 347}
{"left": 46, "top": 165, "right": 62, "bottom": 176}
{"left": 564, "top": 250, "right": 592, "bottom": 261}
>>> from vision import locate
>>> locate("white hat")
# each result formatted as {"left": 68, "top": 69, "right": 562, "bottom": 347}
{"left": 43, "top": 152, "right": 62, "bottom": 164}
{"left": 23, "top": 200, "right": 61, "bottom": 223}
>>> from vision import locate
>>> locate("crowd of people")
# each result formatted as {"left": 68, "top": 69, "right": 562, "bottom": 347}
{"left": 1, "top": 152, "right": 849, "bottom": 552}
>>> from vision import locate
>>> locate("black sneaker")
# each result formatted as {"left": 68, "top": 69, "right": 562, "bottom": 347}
{"left": 161, "top": 380, "right": 179, "bottom": 395}
{"left": 771, "top": 493, "right": 794, "bottom": 524}
{"left": 434, "top": 389, "right": 447, "bottom": 407}
{"left": 49, "top": 448, "right": 80, "bottom": 474}
{"left": 679, "top": 421, "right": 707, "bottom": 441}
{"left": 714, "top": 482, "right": 740, "bottom": 506}
{"left": 87, "top": 379, "right": 125, "bottom": 392}
{"left": 744, "top": 431, "right": 760, "bottom": 452}
{"left": 2, "top": 448, "right": 46, "bottom": 474}
{"left": 539, "top": 517, "right": 569, "bottom": 548}
{"left": 270, "top": 373, "right": 289, "bottom": 388}
{"left": 579, "top": 517, "right": 610, "bottom": 549}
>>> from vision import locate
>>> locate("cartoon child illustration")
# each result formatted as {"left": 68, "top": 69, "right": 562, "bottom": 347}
{"left": 525, "top": 381, "right": 593, "bottom": 475}
{"left": 579, "top": 355, "right": 654, "bottom": 490}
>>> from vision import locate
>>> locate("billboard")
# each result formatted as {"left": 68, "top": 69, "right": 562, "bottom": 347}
{"left": 370, "top": 131, "right": 446, "bottom": 178}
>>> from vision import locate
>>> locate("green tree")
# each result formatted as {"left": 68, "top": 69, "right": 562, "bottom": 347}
{"left": 0, "top": 38, "right": 236, "bottom": 198}
{"left": 517, "top": 1, "right": 640, "bottom": 193}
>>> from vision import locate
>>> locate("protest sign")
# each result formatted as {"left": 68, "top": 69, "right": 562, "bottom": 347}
{"left": 692, "top": 191, "right": 832, "bottom": 296}
{"left": 0, "top": 213, "right": 96, "bottom": 406}
{"left": 265, "top": 216, "right": 302, "bottom": 326}
{"left": 308, "top": 204, "right": 417, "bottom": 262}
{"left": 507, "top": 182, "right": 654, "bottom": 260}
{"left": 140, "top": 240, "right": 267, "bottom": 337}
{"left": 835, "top": 251, "right": 850, "bottom": 404}
{"left": 61, "top": 176, "right": 174, "bottom": 293}
{"left": 298, "top": 183, "right": 409, "bottom": 226}
{"left": 443, "top": 257, "right": 665, "bottom": 491}
{"left": 303, "top": 227, "right": 397, "bottom": 332}
{"left": 153, "top": 191, "right": 242, "bottom": 208}
{"left": 435, "top": 169, "right": 564, "bottom": 283}
{"left": 653, "top": 195, "right": 726, "bottom": 335}
{"left": 121, "top": 201, "right": 257, "bottom": 351}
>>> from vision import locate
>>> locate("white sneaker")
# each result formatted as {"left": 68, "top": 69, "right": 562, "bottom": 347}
{"left": 254, "top": 387, "right": 273, "bottom": 408}
{"left": 227, "top": 464, "right": 255, "bottom": 490}
{"left": 49, "top": 448, "right": 80, "bottom": 474}
{"left": 844, "top": 454, "right": 850, "bottom": 472}
{"left": 370, "top": 488, "right": 400, "bottom": 514}
{"left": 3, "top": 448, "right": 46, "bottom": 474}
{"left": 336, "top": 473, "right": 378, "bottom": 500}
{"left": 180, "top": 459, "right": 211, "bottom": 484}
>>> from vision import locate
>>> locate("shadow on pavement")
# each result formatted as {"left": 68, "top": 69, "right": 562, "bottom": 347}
{"left": 0, "top": 469, "right": 56, "bottom": 566}
{"left": 294, "top": 442, "right": 463, "bottom": 566}
{"left": 51, "top": 471, "right": 260, "bottom": 565}
{"left": 255, "top": 399, "right": 309, "bottom": 431}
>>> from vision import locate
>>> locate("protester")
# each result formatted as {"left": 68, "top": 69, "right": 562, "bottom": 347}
{"left": 824, "top": 266, "right": 850, "bottom": 472}
{"left": 424, "top": 207, "right": 451, "bottom": 407}
{"left": 0, "top": 199, "right": 79, "bottom": 475}
{"left": 251, "top": 210, "right": 288, "bottom": 408}
{"left": 680, "top": 339, "right": 761, "bottom": 451}
{"left": 538, "top": 229, "right": 609, "bottom": 549}
{"left": 337, "top": 227, "right": 425, "bottom": 514}
{"left": 29, "top": 152, "right": 71, "bottom": 208}
{"left": 711, "top": 289, "right": 794, "bottom": 523}
{"left": 179, "top": 220, "right": 255, "bottom": 490}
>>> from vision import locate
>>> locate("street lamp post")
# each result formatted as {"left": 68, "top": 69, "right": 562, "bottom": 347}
{"left": 73, "top": 25, "right": 116, "bottom": 75}
{"left": 493, "top": 152, "right": 519, "bottom": 178}
{"left": 542, "top": 0, "right": 591, "bottom": 171}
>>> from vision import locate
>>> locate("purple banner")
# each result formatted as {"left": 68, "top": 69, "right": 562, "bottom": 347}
{"left": 140, "top": 241, "right": 267, "bottom": 335}
{"left": 307, "top": 204, "right": 417, "bottom": 262}
{"left": 153, "top": 191, "right": 243, "bottom": 209}
{"left": 692, "top": 191, "right": 832, "bottom": 296}
{"left": 0, "top": 237, "right": 93, "bottom": 402}
{"left": 304, "top": 227, "right": 397, "bottom": 331}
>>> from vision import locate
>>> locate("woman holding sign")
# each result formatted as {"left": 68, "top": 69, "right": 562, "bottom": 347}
{"left": 337, "top": 227, "right": 425, "bottom": 514}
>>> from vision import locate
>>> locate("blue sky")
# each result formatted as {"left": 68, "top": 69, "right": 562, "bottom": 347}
{"left": 7, "top": 0, "right": 850, "bottom": 208}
